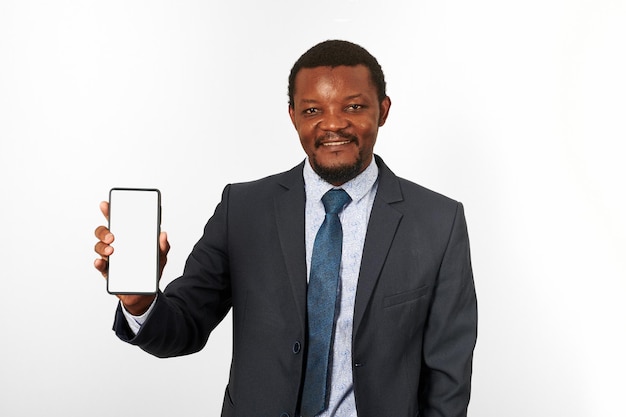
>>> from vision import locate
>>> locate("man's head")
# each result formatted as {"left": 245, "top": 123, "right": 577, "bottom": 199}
{"left": 288, "top": 40, "right": 391, "bottom": 185}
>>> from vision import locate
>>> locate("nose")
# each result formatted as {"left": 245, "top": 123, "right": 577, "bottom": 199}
{"left": 318, "top": 109, "right": 348, "bottom": 132}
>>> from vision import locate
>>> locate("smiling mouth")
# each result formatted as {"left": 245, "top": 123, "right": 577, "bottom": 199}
{"left": 322, "top": 140, "right": 352, "bottom": 147}
{"left": 315, "top": 132, "right": 357, "bottom": 148}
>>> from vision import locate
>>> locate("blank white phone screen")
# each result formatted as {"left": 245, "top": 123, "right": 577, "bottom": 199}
{"left": 107, "top": 188, "right": 160, "bottom": 294}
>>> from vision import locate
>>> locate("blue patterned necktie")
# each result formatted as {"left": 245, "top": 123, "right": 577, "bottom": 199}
{"left": 301, "top": 188, "right": 352, "bottom": 417}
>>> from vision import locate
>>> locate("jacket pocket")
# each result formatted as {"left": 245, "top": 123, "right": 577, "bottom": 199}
{"left": 383, "top": 285, "right": 429, "bottom": 309}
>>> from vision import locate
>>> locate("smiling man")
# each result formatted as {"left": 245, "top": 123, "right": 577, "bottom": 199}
{"left": 94, "top": 40, "right": 477, "bottom": 417}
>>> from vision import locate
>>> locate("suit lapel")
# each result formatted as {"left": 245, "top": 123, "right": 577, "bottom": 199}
{"left": 272, "top": 158, "right": 404, "bottom": 336}
{"left": 275, "top": 162, "right": 308, "bottom": 328}
{"left": 353, "top": 156, "right": 404, "bottom": 334}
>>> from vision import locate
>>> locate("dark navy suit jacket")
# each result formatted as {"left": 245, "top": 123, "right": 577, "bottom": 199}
{"left": 114, "top": 156, "right": 477, "bottom": 417}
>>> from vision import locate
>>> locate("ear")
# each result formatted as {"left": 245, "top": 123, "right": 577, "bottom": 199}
{"left": 378, "top": 96, "right": 391, "bottom": 126}
{"left": 288, "top": 104, "right": 297, "bottom": 128}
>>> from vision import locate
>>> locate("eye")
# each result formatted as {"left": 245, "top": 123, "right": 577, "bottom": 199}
{"left": 303, "top": 108, "right": 319, "bottom": 115}
{"left": 346, "top": 104, "right": 364, "bottom": 111}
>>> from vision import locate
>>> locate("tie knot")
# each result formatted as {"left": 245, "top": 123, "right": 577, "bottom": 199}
{"left": 322, "top": 189, "right": 351, "bottom": 214}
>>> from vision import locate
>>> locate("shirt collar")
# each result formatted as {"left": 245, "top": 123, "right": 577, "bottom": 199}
{"left": 303, "top": 157, "right": 379, "bottom": 205}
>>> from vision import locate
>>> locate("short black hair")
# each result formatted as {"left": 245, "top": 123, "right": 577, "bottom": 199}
{"left": 288, "top": 40, "right": 387, "bottom": 107}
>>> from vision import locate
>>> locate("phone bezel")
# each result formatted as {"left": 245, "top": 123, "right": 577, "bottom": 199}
{"left": 106, "top": 187, "right": 161, "bottom": 295}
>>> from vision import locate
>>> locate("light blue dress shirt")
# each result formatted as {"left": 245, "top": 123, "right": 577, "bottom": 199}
{"left": 303, "top": 158, "right": 379, "bottom": 417}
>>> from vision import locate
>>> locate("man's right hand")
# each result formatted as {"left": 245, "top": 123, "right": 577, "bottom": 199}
{"left": 94, "top": 201, "right": 170, "bottom": 316}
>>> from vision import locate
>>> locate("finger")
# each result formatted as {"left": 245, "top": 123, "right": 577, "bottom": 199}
{"left": 94, "top": 258, "right": 108, "bottom": 278}
{"left": 94, "top": 225, "right": 114, "bottom": 244}
{"left": 158, "top": 231, "right": 170, "bottom": 277}
{"left": 100, "top": 201, "right": 110, "bottom": 220}
{"left": 159, "top": 231, "right": 170, "bottom": 255}
{"left": 94, "top": 240, "right": 114, "bottom": 257}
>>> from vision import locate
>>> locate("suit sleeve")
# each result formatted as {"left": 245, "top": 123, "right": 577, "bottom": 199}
{"left": 420, "top": 202, "right": 477, "bottom": 417}
{"left": 112, "top": 185, "right": 233, "bottom": 358}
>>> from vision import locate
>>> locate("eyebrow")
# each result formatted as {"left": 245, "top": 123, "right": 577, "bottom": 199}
{"left": 298, "top": 94, "right": 365, "bottom": 104}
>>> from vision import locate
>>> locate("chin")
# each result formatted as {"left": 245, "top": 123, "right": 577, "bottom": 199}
{"left": 311, "top": 156, "right": 364, "bottom": 185}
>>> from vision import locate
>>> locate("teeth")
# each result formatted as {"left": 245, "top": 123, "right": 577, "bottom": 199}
{"left": 323, "top": 141, "right": 351, "bottom": 146}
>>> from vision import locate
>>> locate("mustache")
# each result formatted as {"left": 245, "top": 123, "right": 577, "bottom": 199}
{"left": 314, "top": 131, "right": 358, "bottom": 147}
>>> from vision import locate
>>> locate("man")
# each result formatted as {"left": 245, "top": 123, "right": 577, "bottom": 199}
{"left": 94, "top": 40, "right": 477, "bottom": 417}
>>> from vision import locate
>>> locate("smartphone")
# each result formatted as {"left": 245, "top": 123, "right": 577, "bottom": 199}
{"left": 107, "top": 188, "right": 161, "bottom": 295}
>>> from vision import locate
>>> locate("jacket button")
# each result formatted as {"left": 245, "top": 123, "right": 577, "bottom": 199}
{"left": 280, "top": 413, "right": 290, "bottom": 417}
{"left": 292, "top": 341, "right": 301, "bottom": 354}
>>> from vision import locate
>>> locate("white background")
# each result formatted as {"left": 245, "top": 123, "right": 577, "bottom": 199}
{"left": 1, "top": 1, "right": 625, "bottom": 416}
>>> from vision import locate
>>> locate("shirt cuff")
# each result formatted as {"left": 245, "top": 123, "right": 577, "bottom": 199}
{"left": 120, "top": 295, "right": 158, "bottom": 335}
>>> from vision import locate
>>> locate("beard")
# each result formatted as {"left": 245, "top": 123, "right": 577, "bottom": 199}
{"left": 312, "top": 157, "right": 364, "bottom": 185}
{"left": 310, "top": 133, "right": 365, "bottom": 185}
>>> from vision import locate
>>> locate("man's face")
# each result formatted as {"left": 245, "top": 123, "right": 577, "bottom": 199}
{"left": 289, "top": 65, "right": 391, "bottom": 185}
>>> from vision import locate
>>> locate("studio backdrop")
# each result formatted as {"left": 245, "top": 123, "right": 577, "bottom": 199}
{"left": 1, "top": 1, "right": 624, "bottom": 416}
